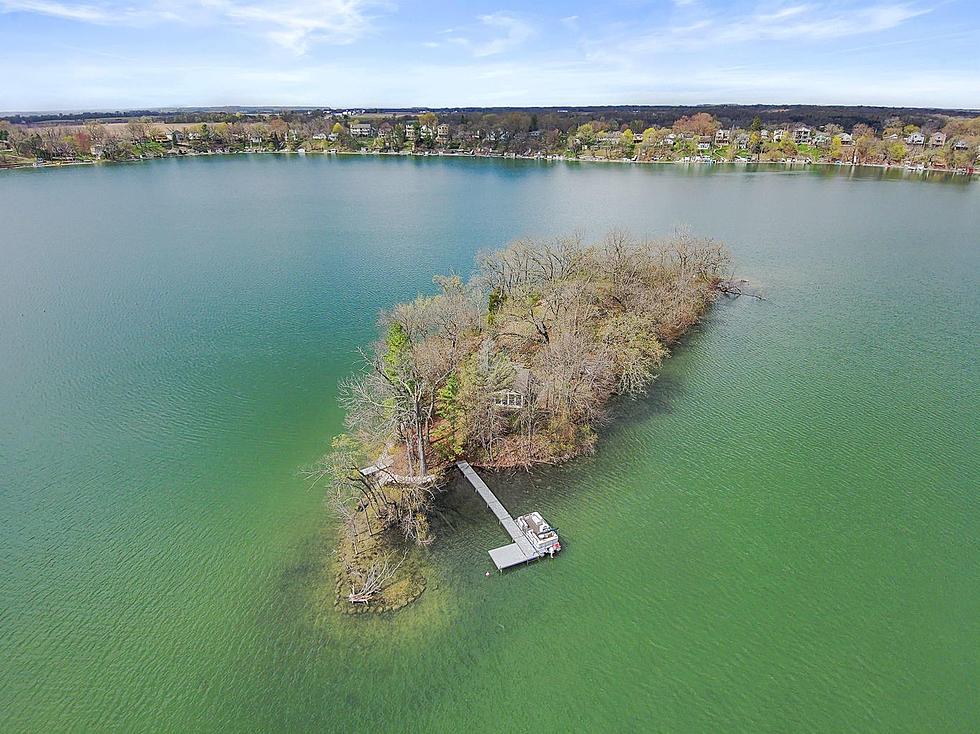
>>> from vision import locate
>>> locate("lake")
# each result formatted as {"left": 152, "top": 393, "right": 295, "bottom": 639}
{"left": 1, "top": 155, "right": 978, "bottom": 732}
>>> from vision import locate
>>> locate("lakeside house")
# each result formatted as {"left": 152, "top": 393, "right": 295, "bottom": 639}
{"left": 7, "top": 110, "right": 978, "bottom": 171}
{"left": 597, "top": 131, "right": 623, "bottom": 147}
{"left": 493, "top": 366, "right": 532, "bottom": 410}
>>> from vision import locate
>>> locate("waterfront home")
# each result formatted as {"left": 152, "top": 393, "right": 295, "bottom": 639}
{"left": 350, "top": 122, "right": 373, "bottom": 137}
{"left": 793, "top": 126, "right": 812, "bottom": 144}
{"left": 773, "top": 129, "right": 787, "bottom": 142}
{"left": 405, "top": 123, "right": 418, "bottom": 142}
{"left": 930, "top": 132, "right": 947, "bottom": 146}
{"left": 493, "top": 366, "right": 532, "bottom": 410}
{"left": 839, "top": 132, "right": 854, "bottom": 145}
{"left": 906, "top": 132, "right": 925, "bottom": 145}
{"left": 311, "top": 133, "right": 327, "bottom": 141}
{"left": 813, "top": 133, "right": 831, "bottom": 146}
{"left": 697, "top": 137, "right": 711, "bottom": 151}
{"left": 715, "top": 129, "right": 731, "bottom": 145}
{"left": 436, "top": 124, "right": 450, "bottom": 145}
{"left": 597, "top": 131, "right": 623, "bottom": 147}
{"left": 736, "top": 134, "right": 750, "bottom": 149}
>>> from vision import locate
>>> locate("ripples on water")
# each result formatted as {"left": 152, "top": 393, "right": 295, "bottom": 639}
{"left": 1, "top": 157, "right": 977, "bottom": 732}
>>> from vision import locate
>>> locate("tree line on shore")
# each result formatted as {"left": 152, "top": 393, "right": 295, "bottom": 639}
{"left": 2, "top": 110, "right": 978, "bottom": 170}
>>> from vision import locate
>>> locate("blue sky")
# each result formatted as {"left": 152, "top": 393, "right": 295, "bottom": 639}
{"left": 1, "top": 0, "right": 978, "bottom": 112}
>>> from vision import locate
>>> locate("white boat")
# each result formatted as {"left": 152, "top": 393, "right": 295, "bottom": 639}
{"left": 516, "top": 512, "right": 561, "bottom": 556}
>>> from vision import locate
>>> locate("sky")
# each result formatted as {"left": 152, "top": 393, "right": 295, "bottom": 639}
{"left": 1, "top": 0, "right": 978, "bottom": 112}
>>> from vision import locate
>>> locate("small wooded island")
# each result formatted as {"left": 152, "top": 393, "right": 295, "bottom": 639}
{"left": 310, "top": 231, "right": 738, "bottom": 611}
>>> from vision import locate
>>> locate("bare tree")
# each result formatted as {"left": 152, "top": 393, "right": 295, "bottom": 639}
{"left": 345, "top": 553, "right": 406, "bottom": 604}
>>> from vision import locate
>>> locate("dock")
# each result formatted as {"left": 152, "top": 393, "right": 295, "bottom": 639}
{"left": 456, "top": 461, "right": 542, "bottom": 570}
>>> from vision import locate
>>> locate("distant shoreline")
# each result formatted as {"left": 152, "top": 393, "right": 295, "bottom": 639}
{"left": 3, "top": 148, "right": 977, "bottom": 176}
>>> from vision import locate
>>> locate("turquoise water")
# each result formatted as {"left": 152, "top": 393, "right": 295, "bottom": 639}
{"left": 1, "top": 156, "right": 978, "bottom": 732}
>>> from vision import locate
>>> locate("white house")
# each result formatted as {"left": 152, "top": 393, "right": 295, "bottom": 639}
{"left": 793, "top": 126, "right": 812, "bottom": 144}
{"left": 349, "top": 123, "right": 374, "bottom": 137}
{"left": 906, "top": 132, "right": 925, "bottom": 145}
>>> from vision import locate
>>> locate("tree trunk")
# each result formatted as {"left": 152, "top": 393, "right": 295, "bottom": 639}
{"left": 416, "top": 420, "right": 428, "bottom": 476}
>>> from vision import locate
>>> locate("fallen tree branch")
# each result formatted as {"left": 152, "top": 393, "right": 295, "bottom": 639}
{"left": 345, "top": 552, "right": 407, "bottom": 604}
{"left": 716, "top": 278, "right": 765, "bottom": 300}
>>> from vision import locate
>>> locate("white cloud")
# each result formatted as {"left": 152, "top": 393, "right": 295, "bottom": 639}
{"left": 714, "top": 2, "right": 929, "bottom": 43}
{"left": 0, "top": 0, "right": 385, "bottom": 52}
{"left": 618, "top": 2, "right": 930, "bottom": 53}
{"left": 471, "top": 12, "right": 534, "bottom": 57}
{"left": 0, "top": 0, "right": 179, "bottom": 23}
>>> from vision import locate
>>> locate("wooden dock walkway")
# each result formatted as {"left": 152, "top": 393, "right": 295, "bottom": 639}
{"left": 456, "top": 461, "right": 542, "bottom": 570}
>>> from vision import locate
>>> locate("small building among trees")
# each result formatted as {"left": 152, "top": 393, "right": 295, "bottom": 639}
{"left": 493, "top": 366, "right": 532, "bottom": 410}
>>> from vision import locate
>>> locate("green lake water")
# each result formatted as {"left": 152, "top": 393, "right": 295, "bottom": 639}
{"left": 1, "top": 156, "right": 978, "bottom": 732}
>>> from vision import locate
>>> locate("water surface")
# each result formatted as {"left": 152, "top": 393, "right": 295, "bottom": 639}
{"left": 2, "top": 156, "right": 978, "bottom": 731}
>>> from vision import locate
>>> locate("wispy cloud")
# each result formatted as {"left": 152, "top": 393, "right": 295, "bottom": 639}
{"left": 449, "top": 12, "right": 534, "bottom": 57}
{"left": 619, "top": 2, "right": 930, "bottom": 53}
{"left": 0, "top": 0, "right": 386, "bottom": 52}
{"left": 714, "top": 2, "right": 929, "bottom": 42}
{"left": 0, "top": 0, "right": 178, "bottom": 23}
